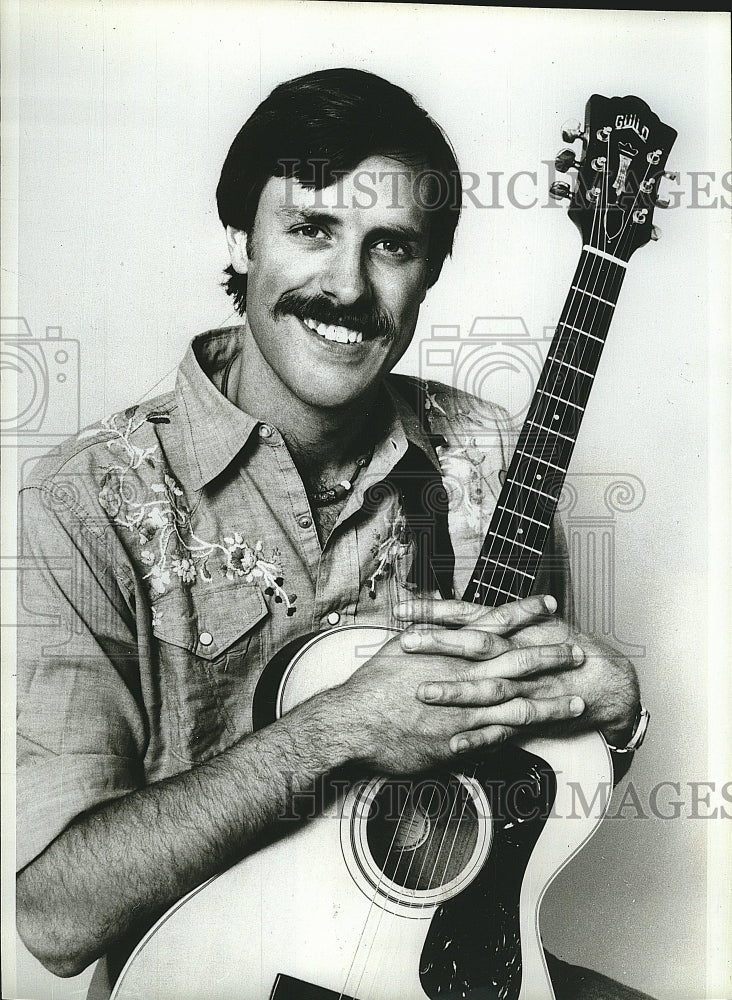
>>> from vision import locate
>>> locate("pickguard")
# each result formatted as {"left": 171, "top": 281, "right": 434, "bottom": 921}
{"left": 420, "top": 747, "right": 555, "bottom": 1000}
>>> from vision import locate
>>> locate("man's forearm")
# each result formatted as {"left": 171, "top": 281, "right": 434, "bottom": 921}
{"left": 16, "top": 694, "right": 353, "bottom": 978}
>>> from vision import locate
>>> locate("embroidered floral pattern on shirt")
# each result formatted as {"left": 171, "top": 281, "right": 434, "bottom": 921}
{"left": 367, "top": 501, "right": 413, "bottom": 598}
{"left": 436, "top": 438, "right": 489, "bottom": 536}
{"left": 88, "top": 409, "right": 296, "bottom": 613}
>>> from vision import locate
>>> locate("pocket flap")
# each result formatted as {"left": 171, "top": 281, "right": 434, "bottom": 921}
{"left": 152, "top": 583, "right": 269, "bottom": 661}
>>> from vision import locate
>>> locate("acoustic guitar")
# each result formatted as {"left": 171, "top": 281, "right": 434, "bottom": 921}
{"left": 112, "top": 94, "right": 676, "bottom": 1000}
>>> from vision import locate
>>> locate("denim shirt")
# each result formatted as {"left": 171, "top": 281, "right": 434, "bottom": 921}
{"left": 16, "top": 325, "right": 575, "bottom": 875}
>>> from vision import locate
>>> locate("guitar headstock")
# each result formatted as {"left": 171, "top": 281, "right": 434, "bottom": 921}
{"left": 551, "top": 95, "right": 677, "bottom": 262}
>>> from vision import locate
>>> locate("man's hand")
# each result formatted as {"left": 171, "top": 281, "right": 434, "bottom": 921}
{"left": 391, "top": 595, "right": 641, "bottom": 751}
{"left": 329, "top": 594, "right": 589, "bottom": 774}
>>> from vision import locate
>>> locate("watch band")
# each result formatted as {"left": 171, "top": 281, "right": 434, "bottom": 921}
{"left": 608, "top": 705, "right": 650, "bottom": 753}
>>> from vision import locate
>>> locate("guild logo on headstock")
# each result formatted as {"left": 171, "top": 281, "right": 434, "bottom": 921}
{"left": 613, "top": 141, "right": 638, "bottom": 196}
{"left": 614, "top": 112, "right": 649, "bottom": 143}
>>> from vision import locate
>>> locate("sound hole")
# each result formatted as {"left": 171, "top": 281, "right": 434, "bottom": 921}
{"left": 365, "top": 778, "right": 479, "bottom": 891}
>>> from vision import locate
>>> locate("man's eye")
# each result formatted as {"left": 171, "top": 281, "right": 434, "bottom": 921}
{"left": 375, "top": 240, "right": 411, "bottom": 258}
{"left": 292, "top": 224, "right": 327, "bottom": 239}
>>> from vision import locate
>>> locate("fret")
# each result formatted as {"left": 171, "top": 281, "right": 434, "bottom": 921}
{"left": 488, "top": 529, "right": 542, "bottom": 554}
{"left": 537, "top": 389, "right": 585, "bottom": 411}
{"left": 516, "top": 449, "right": 566, "bottom": 473}
{"left": 505, "top": 477, "right": 557, "bottom": 502}
{"left": 470, "top": 579, "right": 522, "bottom": 602}
{"left": 496, "top": 504, "right": 551, "bottom": 528}
{"left": 553, "top": 358, "right": 595, "bottom": 378}
{"left": 570, "top": 285, "right": 615, "bottom": 308}
{"left": 485, "top": 557, "right": 535, "bottom": 580}
{"left": 526, "top": 419, "right": 576, "bottom": 443}
{"left": 559, "top": 321, "right": 604, "bottom": 344}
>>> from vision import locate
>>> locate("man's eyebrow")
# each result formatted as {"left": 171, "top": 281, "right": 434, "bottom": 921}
{"left": 369, "top": 223, "right": 428, "bottom": 247}
{"left": 277, "top": 207, "right": 342, "bottom": 227}
{"left": 276, "top": 207, "right": 428, "bottom": 246}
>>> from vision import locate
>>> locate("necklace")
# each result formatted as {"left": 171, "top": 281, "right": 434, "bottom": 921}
{"left": 308, "top": 449, "right": 373, "bottom": 507}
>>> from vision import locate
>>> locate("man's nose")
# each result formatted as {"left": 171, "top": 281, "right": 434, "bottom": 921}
{"left": 319, "top": 245, "right": 368, "bottom": 306}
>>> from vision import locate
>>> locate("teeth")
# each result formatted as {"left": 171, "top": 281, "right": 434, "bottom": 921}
{"left": 303, "top": 317, "right": 363, "bottom": 345}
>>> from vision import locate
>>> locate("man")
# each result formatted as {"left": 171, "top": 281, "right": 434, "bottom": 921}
{"left": 16, "top": 69, "right": 649, "bottom": 999}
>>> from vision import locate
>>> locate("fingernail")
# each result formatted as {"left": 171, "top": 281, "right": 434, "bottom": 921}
{"left": 421, "top": 683, "right": 443, "bottom": 701}
{"left": 451, "top": 737, "right": 470, "bottom": 753}
{"left": 572, "top": 644, "right": 585, "bottom": 664}
{"left": 544, "top": 595, "right": 558, "bottom": 613}
{"left": 570, "top": 696, "right": 585, "bottom": 715}
{"left": 393, "top": 603, "right": 410, "bottom": 618}
{"left": 401, "top": 631, "right": 421, "bottom": 649}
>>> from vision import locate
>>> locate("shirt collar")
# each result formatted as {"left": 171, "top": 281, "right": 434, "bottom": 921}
{"left": 383, "top": 376, "right": 444, "bottom": 473}
{"left": 175, "top": 327, "right": 442, "bottom": 490}
{"left": 175, "top": 326, "right": 259, "bottom": 491}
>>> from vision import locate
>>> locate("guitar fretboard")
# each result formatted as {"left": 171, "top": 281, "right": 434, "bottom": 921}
{"left": 462, "top": 248, "right": 626, "bottom": 607}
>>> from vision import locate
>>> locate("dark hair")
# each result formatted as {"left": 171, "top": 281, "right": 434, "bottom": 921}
{"left": 216, "top": 68, "right": 462, "bottom": 312}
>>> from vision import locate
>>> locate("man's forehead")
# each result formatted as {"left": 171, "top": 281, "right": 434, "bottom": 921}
{"left": 259, "top": 155, "right": 432, "bottom": 230}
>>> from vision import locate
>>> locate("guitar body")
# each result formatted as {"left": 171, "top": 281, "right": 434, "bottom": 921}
{"left": 113, "top": 626, "right": 612, "bottom": 1000}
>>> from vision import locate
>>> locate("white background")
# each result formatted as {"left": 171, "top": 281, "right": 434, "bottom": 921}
{"left": 2, "top": 2, "right": 730, "bottom": 998}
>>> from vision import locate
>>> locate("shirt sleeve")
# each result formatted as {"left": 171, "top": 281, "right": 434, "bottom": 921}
{"left": 16, "top": 485, "right": 147, "bottom": 872}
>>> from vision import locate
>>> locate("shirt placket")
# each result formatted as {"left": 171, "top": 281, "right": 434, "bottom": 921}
{"left": 313, "top": 427, "right": 409, "bottom": 631}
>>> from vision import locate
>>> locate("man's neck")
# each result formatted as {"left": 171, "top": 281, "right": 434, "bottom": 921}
{"left": 229, "top": 325, "right": 385, "bottom": 476}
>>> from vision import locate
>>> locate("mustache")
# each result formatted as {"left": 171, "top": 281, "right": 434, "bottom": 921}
{"left": 272, "top": 291, "right": 397, "bottom": 341}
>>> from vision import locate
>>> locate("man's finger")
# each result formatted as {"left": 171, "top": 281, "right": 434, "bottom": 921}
{"left": 450, "top": 695, "right": 586, "bottom": 751}
{"left": 393, "top": 594, "right": 558, "bottom": 632}
{"left": 400, "top": 626, "right": 513, "bottom": 660}
{"left": 417, "top": 643, "right": 585, "bottom": 703}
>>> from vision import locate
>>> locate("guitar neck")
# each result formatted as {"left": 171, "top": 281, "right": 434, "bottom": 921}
{"left": 462, "top": 246, "right": 627, "bottom": 607}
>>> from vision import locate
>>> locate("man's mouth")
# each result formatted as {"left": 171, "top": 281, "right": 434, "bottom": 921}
{"left": 301, "top": 316, "right": 364, "bottom": 344}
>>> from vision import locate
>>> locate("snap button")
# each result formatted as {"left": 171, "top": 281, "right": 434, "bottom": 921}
{"left": 258, "top": 424, "right": 273, "bottom": 439}
{"left": 199, "top": 631, "right": 213, "bottom": 647}
{"left": 327, "top": 611, "right": 341, "bottom": 626}
{"left": 297, "top": 515, "right": 313, "bottom": 529}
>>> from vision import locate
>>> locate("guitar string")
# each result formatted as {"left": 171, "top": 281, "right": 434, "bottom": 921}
{"left": 481, "top": 136, "right": 656, "bottom": 602}
{"left": 479, "top": 143, "right": 654, "bottom": 604}
{"left": 383, "top": 166, "right": 626, "bottom": 966}
{"left": 471, "top": 160, "right": 612, "bottom": 603}
{"left": 473, "top": 141, "right": 637, "bottom": 603}
{"left": 394, "top": 153, "right": 659, "bottom": 989}
{"left": 352, "top": 154, "right": 623, "bottom": 993}
{"left": 432, "top": 154, "right": 628, "bottom": 936}
{"left": 341, "top": 144, "right": 656, "bottom": 999}
{"left": 355, "top": 774, "right": 465, "bottom": 1000}
{"left": 338, "top": 782, "right": 416, "bottom": 999}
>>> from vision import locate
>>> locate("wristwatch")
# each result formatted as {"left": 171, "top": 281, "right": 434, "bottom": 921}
{"left": 608, "top": 705, "right": 650, "bottom": 753}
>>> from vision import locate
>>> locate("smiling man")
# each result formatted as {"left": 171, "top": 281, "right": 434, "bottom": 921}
{"left": 17, "top": 69, "right": 650, "bottom": 1000}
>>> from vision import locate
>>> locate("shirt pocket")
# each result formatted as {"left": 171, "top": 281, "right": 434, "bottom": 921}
{"left": 152, "top": 583, "right": 269, "bottom": 764}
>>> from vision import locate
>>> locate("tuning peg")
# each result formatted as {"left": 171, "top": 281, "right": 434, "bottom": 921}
{"left": 663, "top": 170, "right": 680, "bottom": 182}
{"left": 650, "top": 225, "right": 661, "bottom": 241}
{"left": 561, "top": 119, "right": 585, "bottom": 143}
{"left": 554, "top": 148, "right": 579, "bottom": 172}
{"left": 549, "top": 181, "right": 572, "bottom": 201}
{"left": 654, "top": 195, "right": 671, "bottom": 209}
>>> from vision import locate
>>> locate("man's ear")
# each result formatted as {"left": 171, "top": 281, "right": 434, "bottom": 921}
{"left": 226, "top": 226, "right": 249, "bottom": 274}
{"left": 425, "top": 257, "right": 445, "bottom": 292}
